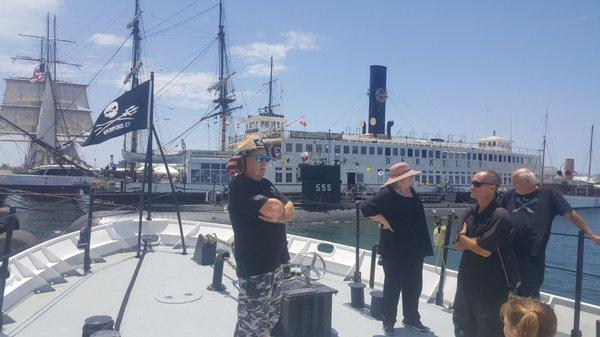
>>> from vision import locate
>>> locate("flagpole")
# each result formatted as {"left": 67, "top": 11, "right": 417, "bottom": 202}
{"left": 136, "top": 73, "right": 154, "bottom": 258}
{"left": 145, "top": 72, "right": 155, "bottom": 220}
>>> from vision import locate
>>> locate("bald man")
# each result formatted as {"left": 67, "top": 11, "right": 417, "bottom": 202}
{"left": 500, "top": 168, "right": 600, "bottom": 298}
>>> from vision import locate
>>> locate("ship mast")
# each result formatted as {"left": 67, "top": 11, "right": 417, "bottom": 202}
{"left": 540, "top": 111, "right": 548, "bottom": 185}
{"left": 126, "top": 0, "right": 143, "bottom": 177}
{"left": 586, "top": 125, "right": 594, "bottom": 197}
{"left": 213, "top": 0, "right": 238, "bottom": 151}
{"left": 258, "top": 56, "right": 280, "bottom": 117}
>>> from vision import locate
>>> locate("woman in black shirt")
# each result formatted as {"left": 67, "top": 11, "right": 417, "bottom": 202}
{"left": 361, "top": 162, "right": 433, "bottom": 335}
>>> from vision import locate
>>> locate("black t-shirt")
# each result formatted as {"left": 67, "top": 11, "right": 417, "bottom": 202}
{"left": 499, "top": 187, "right": 572, "bottom": 257}
{"left": 228, "top": 174, "right": 290, "bottom": 277}
{"left": 360, "top": 186, "right": 433, "bottom": 258}
{"left": 458, "top": 201, "right": 518, "bottom": 301}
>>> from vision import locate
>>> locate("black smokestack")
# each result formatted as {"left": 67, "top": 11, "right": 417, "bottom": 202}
{"left": 386, "top": 120, "right": 394, "bottom": 136}
{"left": 368, "top": 65, "right": 387, "bottom": 135}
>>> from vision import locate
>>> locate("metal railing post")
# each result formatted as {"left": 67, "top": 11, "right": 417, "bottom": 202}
{"left": 571, "top": 230, "right": 585, "bottom": 337}
{"left": 84, "top": 190, "right": 95, "bottom": 274}
{"left": 0, "top": 207, "right": 16, "bottom": 329}
{"left": 369, "top": 244, "right": 378, "bottom": 289}
{"left": 349, "top": 201, "right": 365, "bottom": 308}
{"left": 435, "top": 210, "right": 455, "bottom": 306}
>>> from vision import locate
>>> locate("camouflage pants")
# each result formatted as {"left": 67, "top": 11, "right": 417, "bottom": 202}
{"left": 234, "top": 265, "right": 284, "bottom": 337}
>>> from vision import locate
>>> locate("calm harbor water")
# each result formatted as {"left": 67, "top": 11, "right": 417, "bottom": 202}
{"left": 4, "top": 194, "right": 600, "bottom": 305}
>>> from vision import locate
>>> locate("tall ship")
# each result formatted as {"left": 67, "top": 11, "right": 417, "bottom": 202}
{"left": 0, "top": 14, "right": 95, "bottom": 196}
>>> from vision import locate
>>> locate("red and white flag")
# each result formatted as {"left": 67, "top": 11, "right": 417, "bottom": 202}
{"left": 299, "top": 117, "right": 308, "bottom": 127}
{"left": 29, "top": 64, "right": 45, "bottom": 84}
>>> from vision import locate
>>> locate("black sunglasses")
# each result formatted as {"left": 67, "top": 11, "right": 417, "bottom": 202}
{"left": 471, "top": 180, "right": 496, "bottom": 188}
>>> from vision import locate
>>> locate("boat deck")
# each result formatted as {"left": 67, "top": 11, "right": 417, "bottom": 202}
{"left": 1, "top": 218, "right": 597, "bottom": 336}
{"left": 5, "top": 245, "right": 456, "bottom": 337}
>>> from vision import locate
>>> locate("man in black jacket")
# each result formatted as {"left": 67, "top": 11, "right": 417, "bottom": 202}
{"left": 228, "top": 135, "right": 295, "bottom": 337}
{"left": 453, "top": 170, "right": 518, "bottom": 337}
{"left": 361, "top": 162, "right": 433, "bottom": 335}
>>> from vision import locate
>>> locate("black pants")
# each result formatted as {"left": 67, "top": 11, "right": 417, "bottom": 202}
{"left": 515, "top": 253, "right": 545, "bottom": 298}
{"left": 453, "top": 287, "right": 506, "bottom": 337}
{"left": 381, "top": 255, "right": 423, "bottom": 326}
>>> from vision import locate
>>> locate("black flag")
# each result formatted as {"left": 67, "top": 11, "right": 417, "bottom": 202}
{"left": 83, "top": 80, "right": 151, "bottom": 147}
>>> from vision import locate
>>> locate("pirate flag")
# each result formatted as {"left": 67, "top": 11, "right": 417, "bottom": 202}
{"left": 83, "top": 80, "right": 151, "bottom": 146}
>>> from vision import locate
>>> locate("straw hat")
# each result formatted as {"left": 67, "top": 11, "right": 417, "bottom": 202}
{"left": 235, "top": 135, "right": 267, "bottom": 155}
{"left": 383, "top": 162, "right": 421, "bottom": 186}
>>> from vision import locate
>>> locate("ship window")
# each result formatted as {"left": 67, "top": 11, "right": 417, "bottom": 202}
{"left": 343, "top": 145, "right": 350, "bottom": 154}
{"left": 377, "top": 147, "right": 383, "bottom": 155}
{"left": 422, "top": 150, "right": 427, "bottom": 158}
{"left": 428, "top": 150, "right": 433, "bottom": 158}
{"left": 275, "top": 167, "right": 282, "bottom": 170}
{"left": 296, "top": 172, "right": 301, "bottom": 182}
{"left": 508, "top": 156, "right": 511, "bottom": 163}
{"left": 211, "top": 163, "right": 220, "bottom": 169}
{"left": 275, "top": 173, "right": 282, "bottom": 183}
{"left": 435, "top": 151, "right": 441, "bottom": 159}
{"left": 436, "top": 175, "right": 441, "bottom": 184}
{"left": 286, "top": 167, "right": 292, "bottom": 171}
{"left": 191, "top": 169, "right": 200, "bottom": 183}
{"left": 408, "top": 149, "right": 413, "bottom": 157}
{"left": 352, "top": 146, "right": 359, "bottom": 154}
{"left": 316, "top": 144, "right": 322, "bottom": 153}
{"left": 357, "top": 173, "right": 364, "bottom": 183}
{"left": 306, "top": 144, "right": 313, "bottom": 152}
{"left": 499, "top": 156, "right": 503, "bottom": 162}
{"left": 449, "top": 153, "right": 454, "bottom": 159}
{"left": 385, "top": 147, "right": 390, "bottom": 156}
{"left": 478, "top": 153, "right": 482, "bottom": 161}
{"left": 334, "top": 145, "right": 341, "bottom": 154}
{"left": 201, "top": 163, "right": 210, "bottom": 169}
{"left": 508, "top": 177, "right": 512, "bottom": 184}
{"left": 361, "top": 146, "right": 367, "bottom": 155}
{"left": 296, "top": 143, "right": 303, "bottom": 152}
{"left": 286, "top": 173, "right": 293, "bottom": 183}
{"left": 493, "top": 141, "right": 497, "bottom": 146}
{"left": 369, "top": 147, "right": 375, "bottom": 155}
{"left": 201, "top": 169, "right": 210, "bottom": 183}
{"left": 429, "top": 175, "right": 434, "bottom": 183}
{"left": 461, "top": 176, "right": 466, "bottom": 184}
{"left": 415, "top": 149, "right": 420, "bottom": 157}
{"left": 392, "top": 148, "right": 398, "bottom": 156}
{"left": 285, "top": 143, "right": 293, "bottom": 152}
{"left": 493, "top": 155, "right": 497, "bottom": 161}
{"left": 467, "top": 153, "right": 471, "bottom": 160}
{"left": 400, "top": 148, "right": 406, "bottom": 156}
{"left": 421, "top": 175, "right": 426, "bottom": 184}
{"left": 449, "top": 176, "right": 454, "bottom": 184}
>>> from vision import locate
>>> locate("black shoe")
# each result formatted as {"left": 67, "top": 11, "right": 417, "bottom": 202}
{"left": 402, "top": 319, "right": 430, "bottom": 332}
{"left": 383, "top": 324, "right": 395, "bottom": 336}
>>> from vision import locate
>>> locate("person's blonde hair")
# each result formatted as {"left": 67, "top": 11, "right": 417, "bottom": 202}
{"left": 500, "top": 297, "right": 557, "bottom": 337}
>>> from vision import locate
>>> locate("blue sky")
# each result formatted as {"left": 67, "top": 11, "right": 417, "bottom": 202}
{"left": 1, "top": 0, "right": 599, "bottom": 174}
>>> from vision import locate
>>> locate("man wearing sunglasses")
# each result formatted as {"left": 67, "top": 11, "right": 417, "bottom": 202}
{"left": 227, "top": 135, "right": 295, "bottom": 337}
{"left": 500, "top": 168, "right": 600, "bottom": 298}
{"left": 453, "top": 170, "right": 518, "bottom": 337}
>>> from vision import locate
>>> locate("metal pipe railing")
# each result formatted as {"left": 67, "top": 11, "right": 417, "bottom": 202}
{"left": 369, "top": 244, "right": 378, "bottom": 289}
{"left": 570, "top": 230, "right": 585, "bottom": 337}
{"left": 83, "top": 189, "right": 94, "bottom": 274}
{"left": 435, "top": 210, "right": 455, "bottom": 306}
{"left": 0, "top": 207, "right": 16, "bottom": 329}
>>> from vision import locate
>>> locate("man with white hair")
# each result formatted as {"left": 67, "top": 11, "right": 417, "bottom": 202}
{"left": 500, "top": 168, "right": 600, "bottom": 298}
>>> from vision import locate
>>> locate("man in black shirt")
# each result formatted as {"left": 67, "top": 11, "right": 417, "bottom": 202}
{"left": 361, "top": 162, "right": 433, "bottom": 335}
{"left": 453, "top": 170, "right": 517, "bottom": 337}
{"left": 501, "top": 168, "right": 600, "bottom": 298}
{"left": 227, "top": 135, "right": 295, "bottom": 337}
